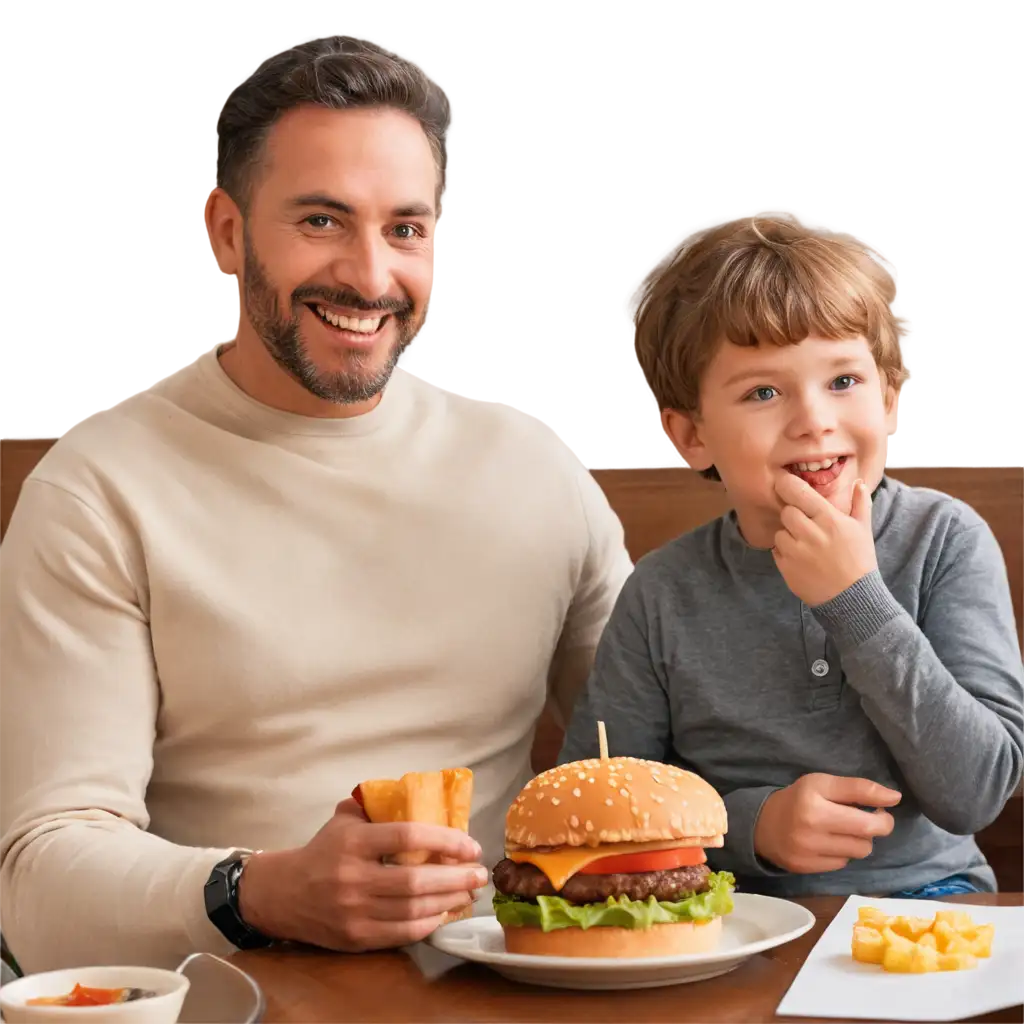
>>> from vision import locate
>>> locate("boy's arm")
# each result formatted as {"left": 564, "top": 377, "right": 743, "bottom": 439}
{"left": 812, "top": 514, "right": 1024, "bottom": 836}
{"left": 556, "top": 572, "right": 672, "bottom": 764}
{"left": 0, "top": 480, "right": 242, "bottom": 972}
{"left": 545, "top": 466, "right": 633, "bottom": 728}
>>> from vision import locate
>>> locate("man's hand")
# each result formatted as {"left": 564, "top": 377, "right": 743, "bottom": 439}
{"left": 237, "top": 798, "right": 488, "bottom": 952}
{"left": 772, "top": 473, "right": 877, "bottom": 606}
{"left": 754, "top": 774, "right": 902, "bottom": 874}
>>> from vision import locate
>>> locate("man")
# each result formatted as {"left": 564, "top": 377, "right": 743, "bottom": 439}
{"left": 0, "top": 36, "right": 631, "bottom": 972}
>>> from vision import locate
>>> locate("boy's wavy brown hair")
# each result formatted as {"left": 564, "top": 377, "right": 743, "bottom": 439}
{"left": 633, "top": 214, "right": 909, "bottom": 479}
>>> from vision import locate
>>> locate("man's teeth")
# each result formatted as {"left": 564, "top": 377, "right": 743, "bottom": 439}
{"left": 315, "top": 305, "right": 382, "bottom": 334}
{"left": 795, "top": 457, "right": 839, "bottom": 472}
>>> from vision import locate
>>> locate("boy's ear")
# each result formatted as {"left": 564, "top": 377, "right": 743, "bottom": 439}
{"left": 661, "top": 408, "right": 715, "bottom": 471}
{"left": 884, "top": 384, "right": 900, "bottom": 435}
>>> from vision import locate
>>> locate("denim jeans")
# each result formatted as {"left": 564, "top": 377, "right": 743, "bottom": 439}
{"left": 889, "top": 874, "right": 984, "bottom": 899}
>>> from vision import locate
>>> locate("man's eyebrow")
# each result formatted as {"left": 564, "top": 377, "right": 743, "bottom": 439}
{"left": 288, "top": 194, "right": 435, "bottom": 218}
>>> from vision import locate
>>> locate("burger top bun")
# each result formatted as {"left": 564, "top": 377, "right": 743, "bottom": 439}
{"left": 505, "top": 757, "right": 728, "bottom": 849}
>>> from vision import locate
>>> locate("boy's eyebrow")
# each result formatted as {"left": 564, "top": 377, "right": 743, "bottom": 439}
{"left": 287, "top": 193, "right": 436, "bottom": 219}
{"left": 721, "top": 353, "right": 871, "bottom": 388}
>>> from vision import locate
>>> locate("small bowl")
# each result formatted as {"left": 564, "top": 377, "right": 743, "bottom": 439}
{"left": 0, "top": 965, "right": 189, "bottom": 1023}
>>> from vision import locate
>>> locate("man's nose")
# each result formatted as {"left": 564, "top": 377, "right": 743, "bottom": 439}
{"left": 329, "top": 231, "right": 393, "bottom": 305}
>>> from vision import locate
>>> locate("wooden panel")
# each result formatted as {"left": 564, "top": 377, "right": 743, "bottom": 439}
{"left": 1, "top": 439, "right": 55, "bottom": 541}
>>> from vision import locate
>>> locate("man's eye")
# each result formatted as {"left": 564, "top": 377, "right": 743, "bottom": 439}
{"left": 392, "top": 223, "right": 421, "bottom": 240}
{"left": 747, "top": 386, "right": 778, "bottom": 402}
{"left": 305, "top": 214, "right": 335, "bottom": 230}
{"left": 831, "top": 375, "right": 857, "bottom": 391}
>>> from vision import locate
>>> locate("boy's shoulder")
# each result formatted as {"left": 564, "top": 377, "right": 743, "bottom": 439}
{"left": 878, "top": 475, "right": 992, "bottom": 549}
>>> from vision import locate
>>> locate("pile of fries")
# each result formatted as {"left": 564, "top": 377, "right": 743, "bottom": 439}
{"left": 852, "top": 906, "right": 994, "bottom": 973}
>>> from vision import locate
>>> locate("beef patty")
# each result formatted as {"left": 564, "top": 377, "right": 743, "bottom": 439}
{"left": 493, "top": 859, "right": 711, "bottom": 904}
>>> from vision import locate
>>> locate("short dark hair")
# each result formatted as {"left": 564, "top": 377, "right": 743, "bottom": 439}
{"left": 217, "top": 36, "right": 451, "bottom": 213}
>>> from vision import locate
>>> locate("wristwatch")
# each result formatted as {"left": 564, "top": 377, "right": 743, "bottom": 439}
{"left": 204, "top": 853, "right": 275, "bottom": 950}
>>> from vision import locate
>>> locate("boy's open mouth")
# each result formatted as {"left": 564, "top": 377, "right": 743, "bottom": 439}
{"left": 785, "top": 455, "right": 848, "bottom": 488}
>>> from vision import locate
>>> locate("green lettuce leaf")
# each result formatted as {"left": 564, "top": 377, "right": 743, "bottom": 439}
{"left": 493, "top": 870, "right": 736, "bottom": 932}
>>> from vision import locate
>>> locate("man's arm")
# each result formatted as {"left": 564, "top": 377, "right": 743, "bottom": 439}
{"left": 0, "top": 479, "right": 240, "bottom": 972}
{"left": 545, "top": 467, "right": 633, "bottom": 728}
{"left": 812, "top": 514, "right": 1024, "bottom": 836}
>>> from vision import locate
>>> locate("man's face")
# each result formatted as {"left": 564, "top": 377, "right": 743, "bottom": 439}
{"left": 240, "top": 105, "right": 437, "bottom": 405}
{"left": 680, "top": 335, "right": 899, "bottom": 546}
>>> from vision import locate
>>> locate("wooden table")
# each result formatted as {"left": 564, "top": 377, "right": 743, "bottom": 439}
{"left": 232, "top": 893, "right": 1022, "bottom": 1023}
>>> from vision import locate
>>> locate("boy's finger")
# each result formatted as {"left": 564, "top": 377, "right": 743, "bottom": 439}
{"left": 818, "top": 775, "right": 902, "bottom": 808}
{"left": 850, "top": 478, "right": 873, "bottom": 526}
{"left": 774, "top": 471, "right": 834, "bottom": 519}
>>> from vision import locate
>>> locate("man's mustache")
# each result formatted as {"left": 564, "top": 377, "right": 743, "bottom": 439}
{"left": 292, "top": 285, "right": 413, "bottom": 317}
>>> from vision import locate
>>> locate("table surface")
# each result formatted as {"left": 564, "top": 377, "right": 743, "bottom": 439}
{"left": 232, "top": 893, "right": 1023, "bottom": 1024}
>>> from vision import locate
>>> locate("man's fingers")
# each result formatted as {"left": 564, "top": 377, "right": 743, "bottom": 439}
{"left": 806, "top": 831, "right": 874, "bottom": 860}
{"left": 338, "top": 914, "right": 450, "bottom": 953}
{"left": 819, "top": 775, "right": 902, "bottom": 809}
{"left": 368, "top": 861, "right": 489, "bottom": 898}
{"left": 369, "top": 891, "right": 474, "bottom": 922}
{"left": 818, "top": 801, "right": 895, "bottom": 840}
{"left": 357, "top": 821, "right": 483, "bottom": 862}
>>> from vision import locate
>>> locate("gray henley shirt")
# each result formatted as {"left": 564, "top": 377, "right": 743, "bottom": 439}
{"left": 559, "top": 476, "right": 1023, "bottom": 896}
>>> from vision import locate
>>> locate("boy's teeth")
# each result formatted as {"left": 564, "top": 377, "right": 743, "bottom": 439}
{"left": 315, "top": 305, "right": 382, "bottom": 334}
{"left": 795, "top": 458, "right": 836, "bottom": 472}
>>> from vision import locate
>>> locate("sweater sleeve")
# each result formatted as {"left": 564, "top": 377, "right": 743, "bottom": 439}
{"left": 556, "top": 571, "right": 672, "bottom": 765}
{"left": 545, "top": 466, "right": 633, "bottom": 727}
{"left": 0, "top": 479, "right": 242, "bottom": 972}
{"left": 811, "top": 512, "right": 1024, "bottom": 836}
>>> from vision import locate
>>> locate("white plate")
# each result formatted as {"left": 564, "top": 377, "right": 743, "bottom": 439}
{"left": 427, "top": 892, "right": 815, "bottom": 990}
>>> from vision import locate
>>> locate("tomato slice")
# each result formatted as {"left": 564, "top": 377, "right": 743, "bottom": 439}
{"left": 577, "top": 846, "right": 707, "bottom": 875}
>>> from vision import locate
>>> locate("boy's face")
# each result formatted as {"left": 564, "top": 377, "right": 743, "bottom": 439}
{"left": 664, "top": 335, "right": 899, "bottom": 548}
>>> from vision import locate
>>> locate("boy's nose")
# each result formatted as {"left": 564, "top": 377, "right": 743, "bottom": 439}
{"left": 786, "top": 393, "right": 837, "bottom": 439}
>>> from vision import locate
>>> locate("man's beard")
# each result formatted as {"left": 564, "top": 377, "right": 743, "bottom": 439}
{"left": 242, "top": 232, "right": 424, "bottom": 405}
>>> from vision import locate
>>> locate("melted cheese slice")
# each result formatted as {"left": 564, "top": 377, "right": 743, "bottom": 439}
{"left": 505, "top": 838, "right": 700, "bottom": 890}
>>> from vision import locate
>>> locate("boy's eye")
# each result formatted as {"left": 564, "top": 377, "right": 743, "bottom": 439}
{"left": 831, "top": 375, "right": 857, "bottom": 391}
{"left": 748, "top": 386, "right": 778, "bottom": 402}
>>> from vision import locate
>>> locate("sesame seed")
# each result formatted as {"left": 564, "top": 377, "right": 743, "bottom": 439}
{"left": 551, "top": 797, "right": 561, "bottom": 806}
{"left": 569, "top": 815, "right": 580, "bottom": 828}
{"left": 573, "top": 788, "right": 582, "bottom": 797}
{"left": 559, "top": 776, "right": 567, "bottom": 783}
{"left": 585, "top": 820, "right": 594, "bottom": 831}
{"left": 670, "top": 784, "right": 679, "bottom": 792}
{"left": 588, "top": 777, "right": 596, "bottom": 784}
{"left": 653, "top": 795, "right": 664, "bottom": 804}
{"left": 607, "top": 779, "right": 617, "bottom": 787}
{"left": 537, "top": 792, "right": 546, "bottom": 800}
{"left": 577, "top": 771, "right": 586, "bottom": 780}
{"left": 553, "top": 782, "right": 560, "bottom": 789}
{"left": 624, "top": 773, "right": 633, "bottom": 781}
{"left": 619, "top": 788, "right": 629, "bottom": 797}
{"left": 605, "top": 798, "right": 614, "bottom": 806}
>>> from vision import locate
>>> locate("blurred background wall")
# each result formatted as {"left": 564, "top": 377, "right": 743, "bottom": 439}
{"left": 0, "top": 7, "right": 1019, "bottom": 464}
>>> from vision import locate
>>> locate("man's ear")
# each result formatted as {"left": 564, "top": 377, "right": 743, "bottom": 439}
{"left": 884, "top": 384, "right": 900, "bottom": 436}
{"left": 661, "top": 408, "right": 715, "bottom": 471}
{"left": 205, "top": 187, "right": 244, "bottom": 276}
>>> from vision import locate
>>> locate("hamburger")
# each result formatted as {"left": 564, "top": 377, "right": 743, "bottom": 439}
{"left": 492, "top": 757, "right": 735, "bottom": 957}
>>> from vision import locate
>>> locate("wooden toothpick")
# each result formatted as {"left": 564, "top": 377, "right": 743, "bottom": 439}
{"left": 597, "top": 720, "right": 609, "bottom": 761}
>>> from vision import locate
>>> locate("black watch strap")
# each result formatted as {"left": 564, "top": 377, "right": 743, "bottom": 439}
{"left": 204, "top": 853, "right": 275, "bottom": 950}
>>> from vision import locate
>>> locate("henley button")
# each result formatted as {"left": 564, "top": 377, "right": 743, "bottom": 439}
{"left": 811, "top": 659, "right": 829, "bottom": 677}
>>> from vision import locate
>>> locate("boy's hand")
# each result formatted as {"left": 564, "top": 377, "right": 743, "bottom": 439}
{"left": 772, "top": 474, "right": 877, "bottom": 606}
{"left": 754, "top": 773, "right": 902, "bottom": 873}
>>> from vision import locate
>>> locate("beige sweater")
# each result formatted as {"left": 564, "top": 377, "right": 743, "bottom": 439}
{"left": 0, "top": 348, "right": 632, "bottom": 972}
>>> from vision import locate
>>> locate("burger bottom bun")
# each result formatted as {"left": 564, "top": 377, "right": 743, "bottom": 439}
{"left": 501, "top": 915, "right": 722, "bottom": 958}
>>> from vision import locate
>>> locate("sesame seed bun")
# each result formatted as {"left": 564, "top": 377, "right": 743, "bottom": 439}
{"left": 505, "top": 757, "right": 727, "bottom": 849}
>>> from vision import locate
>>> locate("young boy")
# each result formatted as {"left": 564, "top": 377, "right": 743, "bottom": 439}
{"left": 558, "top": 214, "right": 1023, "bottom": 898}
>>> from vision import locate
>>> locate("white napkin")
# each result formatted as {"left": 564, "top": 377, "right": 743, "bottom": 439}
{"left": 776, "top": 895, "right": 1024, "bottom": 1021}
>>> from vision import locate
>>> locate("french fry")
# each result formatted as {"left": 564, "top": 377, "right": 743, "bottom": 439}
{"left": 852, "top": 926, "right": 886, "bottom": 964}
